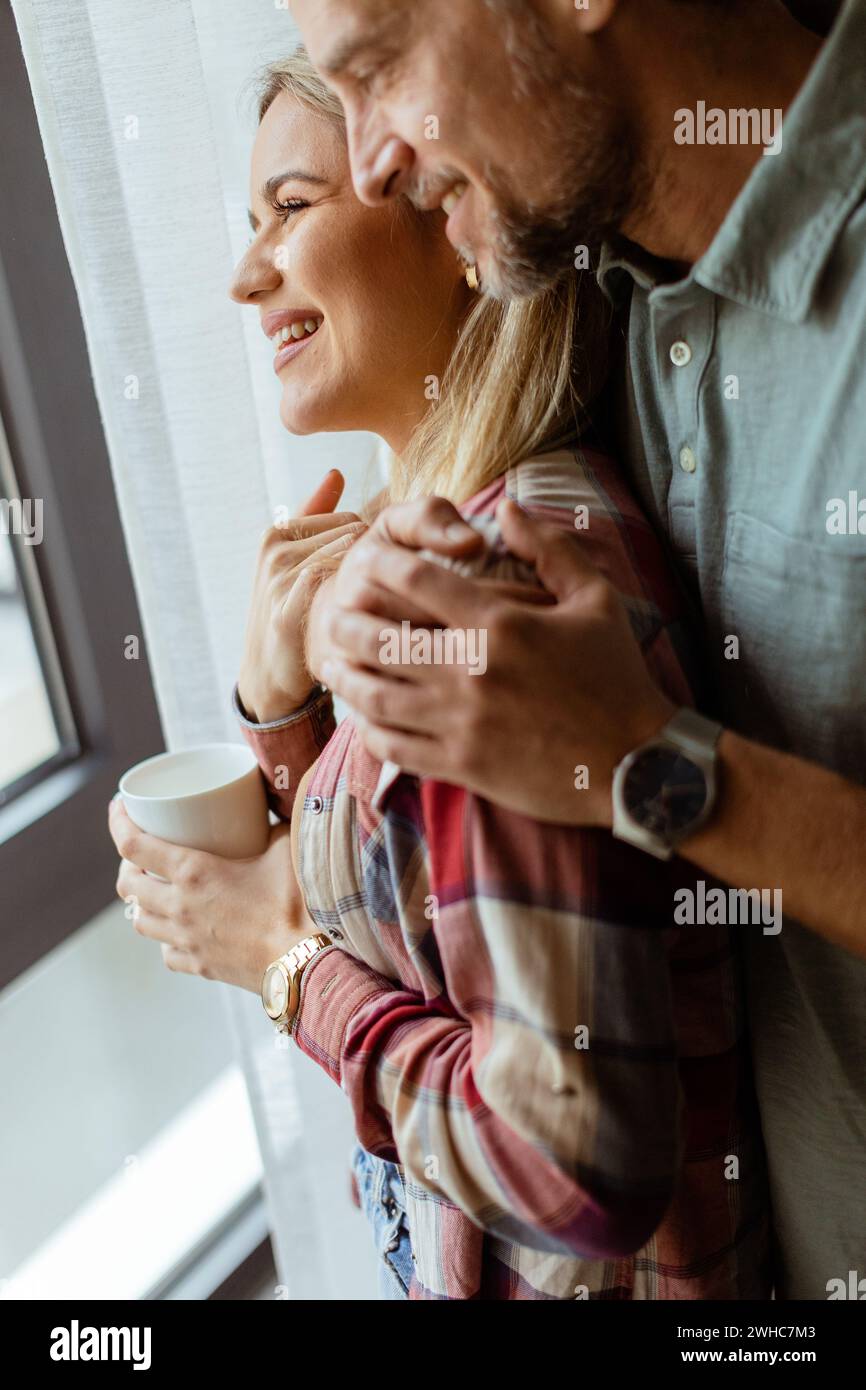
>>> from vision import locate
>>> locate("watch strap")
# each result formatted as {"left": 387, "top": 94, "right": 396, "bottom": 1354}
{"left": 661, "top": 708, "right": 723, "bottom": 760}
{"left": 265, "top": 933, "right": 332, "bottom": 1034}
{"left": 612, "top": 707, "right": 723, "bottom": 861}
{"left": 286, "top": 931, "right": 332, "bottom": 982}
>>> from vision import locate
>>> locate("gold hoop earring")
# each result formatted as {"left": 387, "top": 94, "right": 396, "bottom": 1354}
{"left": 465, "top": 263, "right": 480, "bottom": 291}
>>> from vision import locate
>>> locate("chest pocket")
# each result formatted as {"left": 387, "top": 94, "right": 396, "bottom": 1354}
{"left": 301, "top": 721, "right": 435, "bottom": 988}
{"left": 299, "top": 723, "right": 394, "bottom": 976}
{"left": 718, "top": 511, "right": 866, "bottom": 776}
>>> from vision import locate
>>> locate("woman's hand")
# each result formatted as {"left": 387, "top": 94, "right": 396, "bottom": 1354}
{"left": 238, "top": 468, "right": 367, "bottom": 722}
{"left": 108, "top": 798, "right": 316, "bottom": 993}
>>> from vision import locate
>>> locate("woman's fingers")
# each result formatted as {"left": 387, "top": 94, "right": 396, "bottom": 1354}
{"left": 108, "top": 798, "right": 188, "bottom": 882}
{"left": 159, "top": 943, "right": 197, "bottom": 975}
{"left": 115, "top": 857, "right": 174, "bottom": 914}
{"left": 296, "top": 469, "right": 345, "bottom": 517}
{"left": 130, "top": 908, "right": 187, "bottom": 951}
{"left": 262, "top": 514, "right": 364, "bottom": 548}
{"left": 280, "top": 523, "right": 367, "bottom": 577}
{"left": 305, "top": 527, "right": 367, "bottom": 562}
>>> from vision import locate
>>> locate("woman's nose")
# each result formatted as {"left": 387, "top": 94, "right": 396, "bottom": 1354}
{"left": 228, "top": 242, "right": 281, "bottom": 304}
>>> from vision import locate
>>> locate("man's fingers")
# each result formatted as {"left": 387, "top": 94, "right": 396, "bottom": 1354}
{"left": 496, "top": 498, "right": 601, "bottom": 600}
{"left": 320, "top": 657, "right": 440, "bottom": 733}
{"left": 475, "top": 577, "right": 555, "bottom": 607}
{"left": 326, "top": 610, "right": 434, "bottom": 681}
{"left": 296, "top": 469, "right": 345, "bottom": 518}
{"left": 353, "top": 715, "right": 441, "bottom": 778}
{"left": 351, "top": 545, "right": 492, "bottom": 628}
{"left": 335, "top": 564, "right": 442, "bottom": 626}
{"left": 372, "top": 497, "right": 483, "bottom": 559}
{"left": 306, "top": 573, "right": 443, "bottom": 683}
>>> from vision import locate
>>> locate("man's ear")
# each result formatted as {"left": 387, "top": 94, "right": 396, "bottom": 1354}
{"left": 571, "top": 0, "right": 619, "bottom": 36}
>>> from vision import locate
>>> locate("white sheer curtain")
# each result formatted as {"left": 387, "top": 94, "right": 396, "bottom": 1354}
{"left": 11, "top": 0, "right": 383, "bottom": 1297}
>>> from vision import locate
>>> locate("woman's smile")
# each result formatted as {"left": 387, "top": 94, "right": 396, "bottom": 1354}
{"left": 261, "top": 307, "right": 324, "bottom": 375}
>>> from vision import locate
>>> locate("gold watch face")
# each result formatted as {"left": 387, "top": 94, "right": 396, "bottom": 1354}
{"left": 263, "top": 962, "right": 289, "bottom": 1020}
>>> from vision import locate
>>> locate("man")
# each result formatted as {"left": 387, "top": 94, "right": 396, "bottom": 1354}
{"left": 289, "top": 0, "right": 865, "bottom": 1297}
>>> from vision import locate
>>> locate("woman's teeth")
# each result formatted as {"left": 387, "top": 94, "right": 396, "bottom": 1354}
{"left": 272, "top": 317, "right": 323, "bottom": 350}
{"left": 441, "top": 182, "right": 467, "bottom": 216}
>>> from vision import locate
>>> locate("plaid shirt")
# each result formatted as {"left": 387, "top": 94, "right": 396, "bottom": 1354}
{"left": 239, "top": 448, "right": 770, "bottom": 1300}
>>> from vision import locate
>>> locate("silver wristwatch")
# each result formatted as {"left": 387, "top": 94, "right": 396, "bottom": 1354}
{"left": 612, "top": 709, "right": 722, "bottom": 861}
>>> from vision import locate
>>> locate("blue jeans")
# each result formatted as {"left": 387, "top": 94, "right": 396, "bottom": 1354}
{"left": 351, "top": 1142, "right": 414, "bottom": 1300}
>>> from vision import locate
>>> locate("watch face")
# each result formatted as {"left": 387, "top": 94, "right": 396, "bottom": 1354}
{"left": 623, "top": 747, "right": 708, "bottom": 839}
{"left": 263, "top": 964, "right": 289, "bottom": 1020}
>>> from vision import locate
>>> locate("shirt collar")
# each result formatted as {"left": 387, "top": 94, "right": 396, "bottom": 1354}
{"left": 371, "top": 758, "right": 403, "bottom": 814}
{"left": 598, "top": 0, "right": 866, "bottom": 324}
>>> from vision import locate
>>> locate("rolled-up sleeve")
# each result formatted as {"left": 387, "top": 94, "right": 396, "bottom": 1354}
{"left": 233, "top": 684, "right": 336, "bottom": 821}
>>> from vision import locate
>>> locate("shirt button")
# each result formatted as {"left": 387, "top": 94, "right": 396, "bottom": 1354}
{"left": 679, "top": 445, "right": 698, "bottom": 474}
{"left": 309, "top": 795, "right": 324, "bottom": 814}
{"left": 670, "top": 340, "right": 692, "bottom": 367}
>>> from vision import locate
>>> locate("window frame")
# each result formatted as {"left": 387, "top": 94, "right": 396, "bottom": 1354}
{"left": 0, "top": 6, "right": 163, "bottom": 990}
{"left": 0, "top": 411, "right": 81, "bottom": 807}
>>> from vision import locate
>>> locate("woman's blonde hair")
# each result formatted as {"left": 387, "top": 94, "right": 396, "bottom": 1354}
{"left": 255, "top": 48, "right": 610, "bottom": 506}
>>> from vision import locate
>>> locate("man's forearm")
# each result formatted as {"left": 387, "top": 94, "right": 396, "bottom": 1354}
{"left": 681, "top": 731, "right": 865, "bottom": 957}
{"left": 308, "top": 497, "right": 865, "bottom": 958}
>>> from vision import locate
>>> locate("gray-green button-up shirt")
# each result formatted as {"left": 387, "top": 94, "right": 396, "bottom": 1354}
{"left": 599, "top": 0, "right": 866, "bottom": 1300}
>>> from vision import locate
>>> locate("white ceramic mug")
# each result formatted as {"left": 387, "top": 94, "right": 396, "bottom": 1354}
{"left": 119, "top": 743, "right": 270, "bottom": 859}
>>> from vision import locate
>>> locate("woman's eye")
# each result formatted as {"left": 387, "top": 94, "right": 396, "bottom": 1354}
{"left": 270, "top": 197, "right": 309, "bottom": 222}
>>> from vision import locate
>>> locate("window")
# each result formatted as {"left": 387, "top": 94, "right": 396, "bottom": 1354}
{"left": 0, "top": 3, "right": 163, "bottom": 988}
{"left": 0, "top": 7, "right": 269, "bottom": 1302}
{"left": 0, "top": 420, "right": 77, "bottom": 804}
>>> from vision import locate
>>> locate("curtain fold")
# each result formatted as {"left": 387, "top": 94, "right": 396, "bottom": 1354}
{"left": 11, "top": 0, "right": 381, "bottom": 1298}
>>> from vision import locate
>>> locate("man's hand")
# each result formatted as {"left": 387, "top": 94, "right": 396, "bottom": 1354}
{"left": 307, "top": 497, "right": 866, "bottom": 957}
{"left": 238, "top": 469, "right": 366, "bottom": 723}
{"left": 305, "top": 494, "right": 551, "bottom": 680}
{"left": 315, "top": 495, "right": 675, "bottom": 826}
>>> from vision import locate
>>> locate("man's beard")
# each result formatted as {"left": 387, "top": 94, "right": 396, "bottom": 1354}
{"left": 477, "top": 0, "right": 644, "bottom": 300}
{"left": 478, "top": 98, "right": 642, "bottom": 301}
{"left": 409, "top": 6, "right": 645, "bottom": 302}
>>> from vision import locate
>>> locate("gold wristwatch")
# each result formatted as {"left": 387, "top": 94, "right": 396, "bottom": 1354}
{"left": 261, "top": 934, "right": 332, "bottom": 1035}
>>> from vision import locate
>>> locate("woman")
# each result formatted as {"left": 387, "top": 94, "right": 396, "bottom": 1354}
{"left": 109, "top": 49, "right": 769, "bottom": 1301}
